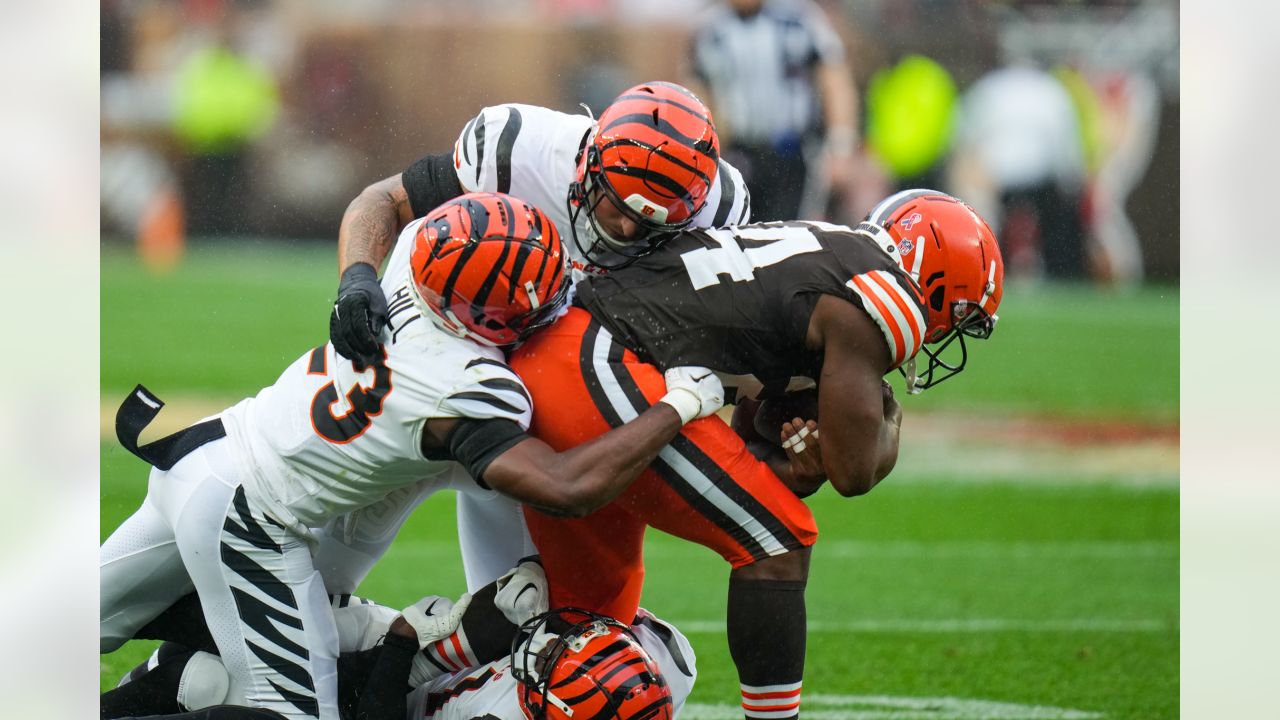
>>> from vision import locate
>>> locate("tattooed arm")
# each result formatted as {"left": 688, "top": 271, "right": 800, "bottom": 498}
{"left": 337, "top": 174, "right": 417, "bottom": 277}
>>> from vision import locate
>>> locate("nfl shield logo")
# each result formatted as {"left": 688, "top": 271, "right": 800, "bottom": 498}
{"left": 897, "top": 239, "right": 914, "bottom": 255}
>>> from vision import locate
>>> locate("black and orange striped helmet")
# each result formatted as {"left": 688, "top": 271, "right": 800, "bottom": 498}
{"left": 513, "top": 608, "right": 673, "bottom": 720}
{"left": 410, "top": 192, "right": 569, "bottom": 348}
{"left": 568, "top": 81, "right": 720, "bottom": 269}
{"left": 861, "top": 189, "right": 1005, "bottom": 393}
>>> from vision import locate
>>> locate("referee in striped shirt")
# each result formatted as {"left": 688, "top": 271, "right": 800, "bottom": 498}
{"left": 689, "top": 0, "right": 859, "bottom": 222}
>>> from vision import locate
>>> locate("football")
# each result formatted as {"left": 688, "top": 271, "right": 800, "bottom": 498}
{"left": 752, "top": 388, "right": 820, "bottom": 443}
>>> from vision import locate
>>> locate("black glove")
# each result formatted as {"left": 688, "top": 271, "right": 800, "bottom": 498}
{"left": 330, "top": 262, "right": 389, "bottom": 364}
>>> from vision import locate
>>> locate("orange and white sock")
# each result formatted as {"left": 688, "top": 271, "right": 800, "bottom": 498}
{"left": 741, "top": 681, "right": 802, "bottom": 720}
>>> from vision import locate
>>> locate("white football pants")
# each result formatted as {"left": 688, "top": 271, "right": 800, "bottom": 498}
{"left": 100, "top": 438, "right": 339, "bottom": 720}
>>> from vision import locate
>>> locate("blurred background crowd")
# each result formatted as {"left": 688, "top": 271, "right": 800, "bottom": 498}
{"left": 99, "top": 0, "right": 1178, "bottom": 286}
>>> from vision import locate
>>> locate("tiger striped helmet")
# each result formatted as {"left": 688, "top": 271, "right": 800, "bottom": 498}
{"left": 513, "top": 609, "right": 673, "bottom": 720}
{"left": 410, "top": 192, "right": 569, "bottom": 348}
{"left": 568, "top": 81, "right": 721, "bottom": 269}
{"left": 861, "top": 189, "right": 1005, "bottom": 393}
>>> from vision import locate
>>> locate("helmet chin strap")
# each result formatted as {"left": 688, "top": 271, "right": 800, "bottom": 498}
{"left": 545, "top": 691, "right": 575, "bottom": 717}
{"left": 902, "top": 357, "right": 923, "bottom": 395}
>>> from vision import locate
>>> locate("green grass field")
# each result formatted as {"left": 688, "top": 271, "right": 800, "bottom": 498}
{"left": 101, "top": 243, "right": 1179, "bottom": 719}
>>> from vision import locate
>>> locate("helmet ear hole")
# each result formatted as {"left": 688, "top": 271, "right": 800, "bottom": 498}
{"left": 929, "top": 285, "right": 946, "bottom": 312}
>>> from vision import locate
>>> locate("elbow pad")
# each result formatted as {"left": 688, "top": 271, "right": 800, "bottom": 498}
{"left": 402, "top": 152, "right": 465, "bottom": 218}
{"left": 446, "top": 418, "right": 529, "bottom": 488}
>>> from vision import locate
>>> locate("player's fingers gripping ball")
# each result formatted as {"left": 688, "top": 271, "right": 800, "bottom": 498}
{"left": 781, "top": 419, "right": 821, "bottom": 457}
{"left": 753, "top": 388, "right": 820, "bottom": 442}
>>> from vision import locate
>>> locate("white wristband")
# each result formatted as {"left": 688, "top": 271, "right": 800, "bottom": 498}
{"left": 658, "top": 388, "right": 702, "bottom": 425}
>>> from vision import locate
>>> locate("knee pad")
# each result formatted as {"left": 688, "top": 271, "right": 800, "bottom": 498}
{"left": 177, "top": 650, "right": 231, "bottom": 710}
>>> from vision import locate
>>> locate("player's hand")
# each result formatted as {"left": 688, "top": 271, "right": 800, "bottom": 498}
{"left": 659, "top": 366, "right": 725, "bottom": 424}
{"left": 330, "top": 262, "right": 389, "bottom": 364}
{"left": 781, "top": 418, "right": 826, "bottom": 496}
{"left": 399, "top": 593, "right": 471, "bottom": 650}
{"left": 494, "top": 556, "right": 548, "bottom": 626}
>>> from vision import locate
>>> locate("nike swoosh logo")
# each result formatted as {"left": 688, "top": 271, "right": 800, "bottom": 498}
{"left": 514, "top": 583, "right": 538, "bottom": 605}
{"left": 424, "top": 599, "right": 439, "bottom": 615}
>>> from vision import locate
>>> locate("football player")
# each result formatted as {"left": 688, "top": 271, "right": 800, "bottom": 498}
{"left": 99, "top": 193, "right": 725, "bottom": 720}
{"left": 507, "top": 189, "right": 1006, "bottom": 720}
{"left": 329, "top": 80, "right": 750, "bottom": 363}
{"left": 323, "top": 80, "right": 751, "bottom": 595}
{"left": 103, "top": 563, "right": 695, "bottom": 720}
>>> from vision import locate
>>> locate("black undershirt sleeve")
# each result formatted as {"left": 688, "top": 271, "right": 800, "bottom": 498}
{"left": 401, "top": 152, "right": 465, "bottom": 219}
{"left": 446, "top": 418, "right": 530, "bottom": 489}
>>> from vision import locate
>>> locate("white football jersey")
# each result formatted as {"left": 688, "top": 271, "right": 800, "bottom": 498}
{"left": 222, "top": 218, "right": 534, "bottom": 531}
{"left": 449, "top": 103, "right": 752, "bottom": 281}
{"left": 405, "top": 609, "right": 697, "bottom": 720}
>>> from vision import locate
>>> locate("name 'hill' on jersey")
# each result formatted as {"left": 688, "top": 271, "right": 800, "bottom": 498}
{"left": 575, "top": 220, "right": 927, "bottom": 398}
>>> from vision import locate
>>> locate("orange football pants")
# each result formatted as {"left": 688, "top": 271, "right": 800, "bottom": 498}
{"left": 509, "top": 308, "right": 818, "bottom": 622}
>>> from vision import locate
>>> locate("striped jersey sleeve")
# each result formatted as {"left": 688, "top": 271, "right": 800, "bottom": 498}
{"left": 696, "top": 157, "right": 752, "bottom": 229}
{"left": 435, "top": 357, "right": 534, "bottom": 430}
{"left": 452, "top": 105, "right": 525, "bottom": 195}
{"left": 844, "top": 270, "right": 928, "bottom": 369}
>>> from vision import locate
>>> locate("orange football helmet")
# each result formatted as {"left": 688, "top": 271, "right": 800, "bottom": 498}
{"left": 568, "top": 81, "right": 721, "bottom": 269}
{"left": 512, "top": 609, "right": 673, "bottom": 720}
{"left": 410, "top": 192, "right": 569, "bottom": 347}
{"left": 861, "top": 189, "right": 1004, "bottom": 392}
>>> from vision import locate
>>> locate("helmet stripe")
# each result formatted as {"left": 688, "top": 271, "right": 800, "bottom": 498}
{"left": 868, "top": 188, "right": 946, "bottom": 224}
{"left": 608, "top": 92, "right": 712, "bottom": 125}
{"left": 603, "top": 165, "right": 695, "bottom": 208}
{"left": 439, "top": 236, "right": 482, "bottom": 311}
{"left": 470, "top": 238, "right": 514, "bottom": 320}
{"left": 551, "top": 639, "right": 635, "bottom": 688}
{"left": 506, "top": 236, "right": 536, "bottom": 303}
{"left": 598, "top": 139, "right": 716, "bottom": 187}
{"left": 599, "top": 113, "right": 717, "bottom": 159}
{"left": 438, "top": 198, "right": 491, "bottom": 309}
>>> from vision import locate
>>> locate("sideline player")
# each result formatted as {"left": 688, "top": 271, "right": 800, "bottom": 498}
{"left": 99, "top": 193, "right": 725, "bottom": 720}
{"left": 509, "top": 189, "right": 1006, "bottom": 720}
{"left": 324, "top": 80, "right": 752, "bottom": 593}
{"left": 103, "top": 562, "right": 695, "bottom": 720}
